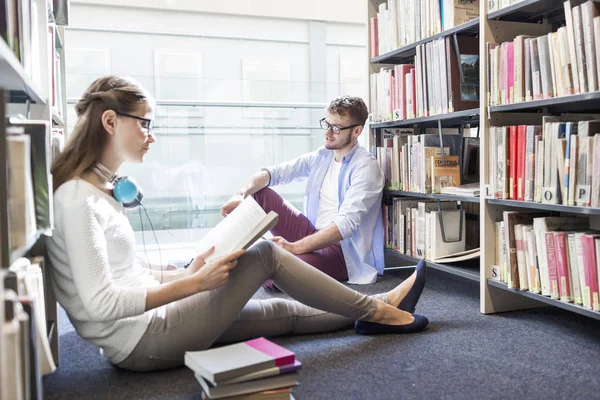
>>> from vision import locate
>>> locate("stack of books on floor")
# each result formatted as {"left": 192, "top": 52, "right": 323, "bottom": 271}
{"left": 185, "top": 337, "right": 301, "bottom": 400}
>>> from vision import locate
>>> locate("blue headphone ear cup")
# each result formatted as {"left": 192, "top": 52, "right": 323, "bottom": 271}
{"left": 112, "top": 176, "right": 143, "bottom": 208}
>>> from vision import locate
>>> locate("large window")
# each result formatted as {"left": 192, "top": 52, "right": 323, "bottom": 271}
{"left": 64, "top": 5, "right": 367, "bottom": 251}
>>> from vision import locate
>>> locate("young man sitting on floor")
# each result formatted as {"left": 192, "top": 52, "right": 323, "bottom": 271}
{"left": 221, "top": 95, "right": 385, "bottom": 288}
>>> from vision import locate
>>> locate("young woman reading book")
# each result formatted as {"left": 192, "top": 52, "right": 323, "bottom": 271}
{"left": 47, "top": 76, "right": 429, "bottom": 372}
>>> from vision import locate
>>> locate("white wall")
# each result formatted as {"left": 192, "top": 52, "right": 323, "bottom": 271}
{"left": 65, "top": 1, "right": 368, "bottom": 229}
{"left": 71, "top": 0, "right": 366, "bottom": 23}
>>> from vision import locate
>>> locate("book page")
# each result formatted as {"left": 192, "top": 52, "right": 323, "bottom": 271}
{"left": 196, "top": 196, "right": 267, "bottom": 262}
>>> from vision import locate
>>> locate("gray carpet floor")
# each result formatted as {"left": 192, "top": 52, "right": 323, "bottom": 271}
{"left": 43, "top": 269, "right": 600, "bottom": 400}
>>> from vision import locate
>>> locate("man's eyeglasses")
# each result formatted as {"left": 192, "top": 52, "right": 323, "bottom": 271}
{"left": 319, "top": 118, "right": 360, "bottom": 135}
{"left": 115, "top": 111, "right": 154, "bottom": 136}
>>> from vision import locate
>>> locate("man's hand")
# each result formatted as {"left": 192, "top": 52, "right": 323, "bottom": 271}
{"left": 191, "top": 249, "right": 245, "bottom": 291}
{"left": 221, "top": 194, "right": 244, "bottom": 216}
{"left": 269, "top": 236, "right": 301, "bottom": 254}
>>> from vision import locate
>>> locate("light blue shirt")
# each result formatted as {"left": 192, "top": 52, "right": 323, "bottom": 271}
{"left": 264, "top": 143, "right": 385, "bottom": 284}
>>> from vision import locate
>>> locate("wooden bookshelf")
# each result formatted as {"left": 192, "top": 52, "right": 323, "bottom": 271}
{"left": 370, "top": 108, "right": 480, "bottom": 129}
{"left": 1, "top": 0, "right": 69, "bottom": 392}
{"left": 368, "top": 0, "right": 600, "bottom": 320}
{"left": 488, "top": 279, "right": 600, "bottom": 320}
{"left": 0, "top": 40, "right": 46, "bottom": 104}
{"left": 480, "top": 0, "right": 600, "bottom": 318}
{"left": 371, "top": 18, "right": 480, "bottom": 64}
{"left": 487, "top": 199, "right": 600, "bottom": 215}
{"left": 488, "top": 91, "right": 600, "bottom": 113}
{"left": 386, "top": 190, "right": 481, "bottom": 203}
{"left": 488, "top": 0, "right": 595, "bottom": 22}
{"left": 367, "top": 0, "right": 482, "bottom": 287}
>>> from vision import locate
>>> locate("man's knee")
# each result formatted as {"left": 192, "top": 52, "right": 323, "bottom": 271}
{"left": 252, "top": 187, "right": 279, "bottom": 206}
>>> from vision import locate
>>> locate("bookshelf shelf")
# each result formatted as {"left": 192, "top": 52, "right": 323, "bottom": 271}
{"left": 488, "top": 91, "right": 600, "bottom": 114}
{"left": 487, "top": 0, "right": 593, "bottom": 21}
{"left": 10, "top": 231, "right": 43, "bottom": 265}
{"left": 0, "top": 40, "right": 46, "bottom": 104}
{"left": 47, "top": 320, "right": 56, "bottom": 342}
{"left": 370, "top": 18, "right": 480, "bottom": 64}
{"left": 487, "top": 279, "right": 600, "bottom": 320}
{"left": 370, "top": 108, "right": 480, "bottom": 129}
{"left": 386, "top": 190, "right": 481, "bottom": 203}
{"left": 52, "top": 111, "right": 66, "bottom": 127}
{"left": 385, "top": 249, "right": 480, "bottom": 282}
{"left": 487, "top": 199, "right": 600, "bottom": 215}
{"left": 55, "top": 29, "right": 63, "bottom": 49}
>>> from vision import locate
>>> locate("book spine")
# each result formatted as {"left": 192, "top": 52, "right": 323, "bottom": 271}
{"left": 592, "top": 134, "right": 600, "bottom": 207}
{"left": 524, "top": 126, "right": 536, "bottom": 202}
{"left": 517, "top": 125, "right": 527, "bottom": 201}
{"left": 573, "top": 5, "right": 589, "bottom": 92}
{"left": 581, "top": 235, "right": 599, "bottom": 310}
{"left": 515, "top": 225, "right": 529, "bottom": 290}
{"left": 567, "top": 233, "right": 583, "bottom": 305}
{"left": 554, "top": 232, "right": 572, "bottom": 302}
{"left": 581, "top": 1, "right": 599, "bottom": 92}
{"left": 545, "top": 231, "right": 560, "bottom": 300}
{"left": 534, "top": 138, "right": 544, "bottom": 202}
{"left": 509, "top": 126, "right": 517, "bottom": 199}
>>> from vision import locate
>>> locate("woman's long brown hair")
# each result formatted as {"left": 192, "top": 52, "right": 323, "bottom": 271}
{"left": 51, "top": 76, "right": 154, "bottom": 191}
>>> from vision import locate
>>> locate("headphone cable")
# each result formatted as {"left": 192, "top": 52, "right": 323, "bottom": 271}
{"left": 141, "top": 204, "right": 164, "bottom": 284}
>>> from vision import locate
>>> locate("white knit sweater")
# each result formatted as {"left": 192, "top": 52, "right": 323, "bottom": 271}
{"left": 47, "top": 179, "right": 161, "bottom": 364}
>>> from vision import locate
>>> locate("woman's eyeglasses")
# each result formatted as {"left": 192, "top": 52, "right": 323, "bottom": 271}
{"left": 115, "top": 111, "right": 154, "bottom": 136}
{"left": 319, "top": 118, "right": 360, "bottom": 135}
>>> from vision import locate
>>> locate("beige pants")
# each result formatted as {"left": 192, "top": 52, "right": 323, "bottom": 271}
{"left": 118, "top": 241, "right": 384, "bottom": 372}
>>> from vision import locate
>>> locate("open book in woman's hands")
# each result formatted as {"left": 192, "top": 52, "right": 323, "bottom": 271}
{"left": 196, "top": 196, "right": 279, "bottom": 262}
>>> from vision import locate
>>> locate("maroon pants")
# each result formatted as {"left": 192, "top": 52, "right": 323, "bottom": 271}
{"left": 252, "top": 188, "right": 348, "bottom": 281}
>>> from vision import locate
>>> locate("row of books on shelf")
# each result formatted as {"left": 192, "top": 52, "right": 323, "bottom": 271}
{"left": 488, "top": 0, "right": 527, "bottom": 13}
{"left": 488, "top": 1, "right": 600, "bottom": 106}
{"left": 185, "top": 337, "right": 299, "bottom": 399}
{"left": 1, "top": 0, "right": 42, "bottom": 85}
{"left": 48, "top": 24, "right": 64, "bottom": 118}
{"left": 383, "top": 199, "right": 481, "bottom": 262}
{"left": 1, "top": 257, "right": 57, "bottom": 400}
{"left": 376, "top": 129, "right": 480, "bottom": 194}
{"left": 494, "top": 214, "right": 600, "bottom": 311}
{"left": 369, "top": 36, "right": 479, "bottom": 123}
{"left": 6, "top": 118, "right": 64, "bottom": 252}
{"left": 488, "top": 117, "right": 600, "bottom": 207}
{"left": 369, "top": 0, "right": 479, "bottom": 58}
{"left": 2, "top": 0, "right": 65, "bottom": 109}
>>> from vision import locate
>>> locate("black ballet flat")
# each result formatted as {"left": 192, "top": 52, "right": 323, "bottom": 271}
{"left": 398, "top": 260, "right": 427, "bottom": 313}
{"left": 354, "top": 314, "right": 429, "bottom": 335}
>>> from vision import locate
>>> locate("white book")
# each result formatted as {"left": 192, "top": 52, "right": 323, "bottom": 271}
{"left": 594, "top": 16, "right": 600, "bottom": 87}
{"left": 7, "top": 133, "right": 37, "bottom": 248}
{"left": 523, "top": 225, "right": 541, "bottom": 294}
{"left": 565, "top": 0, "right": 582, "bottom": 94}
{"left": 537, "top": 36, "right": 554, "bottom": 99}
{"left": 581, "top": 1, "right": 599, "bottom": 92}
{"left": 573, "top": 5, "right": 589, "bottom": 92}
{"left": 9, "top": 258, "right": 57, "bottom": 376}
{"left": 567, "top": 232, "right": 583, "bottom": 305}
{"left": 515, "top": 224, "right": 529, "bottom": 290}
{"left": 195, "top": 196, "right": 278, "bottom": 262}
{"left": 534, "top": 138, "right": 545, "bottom": 203}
